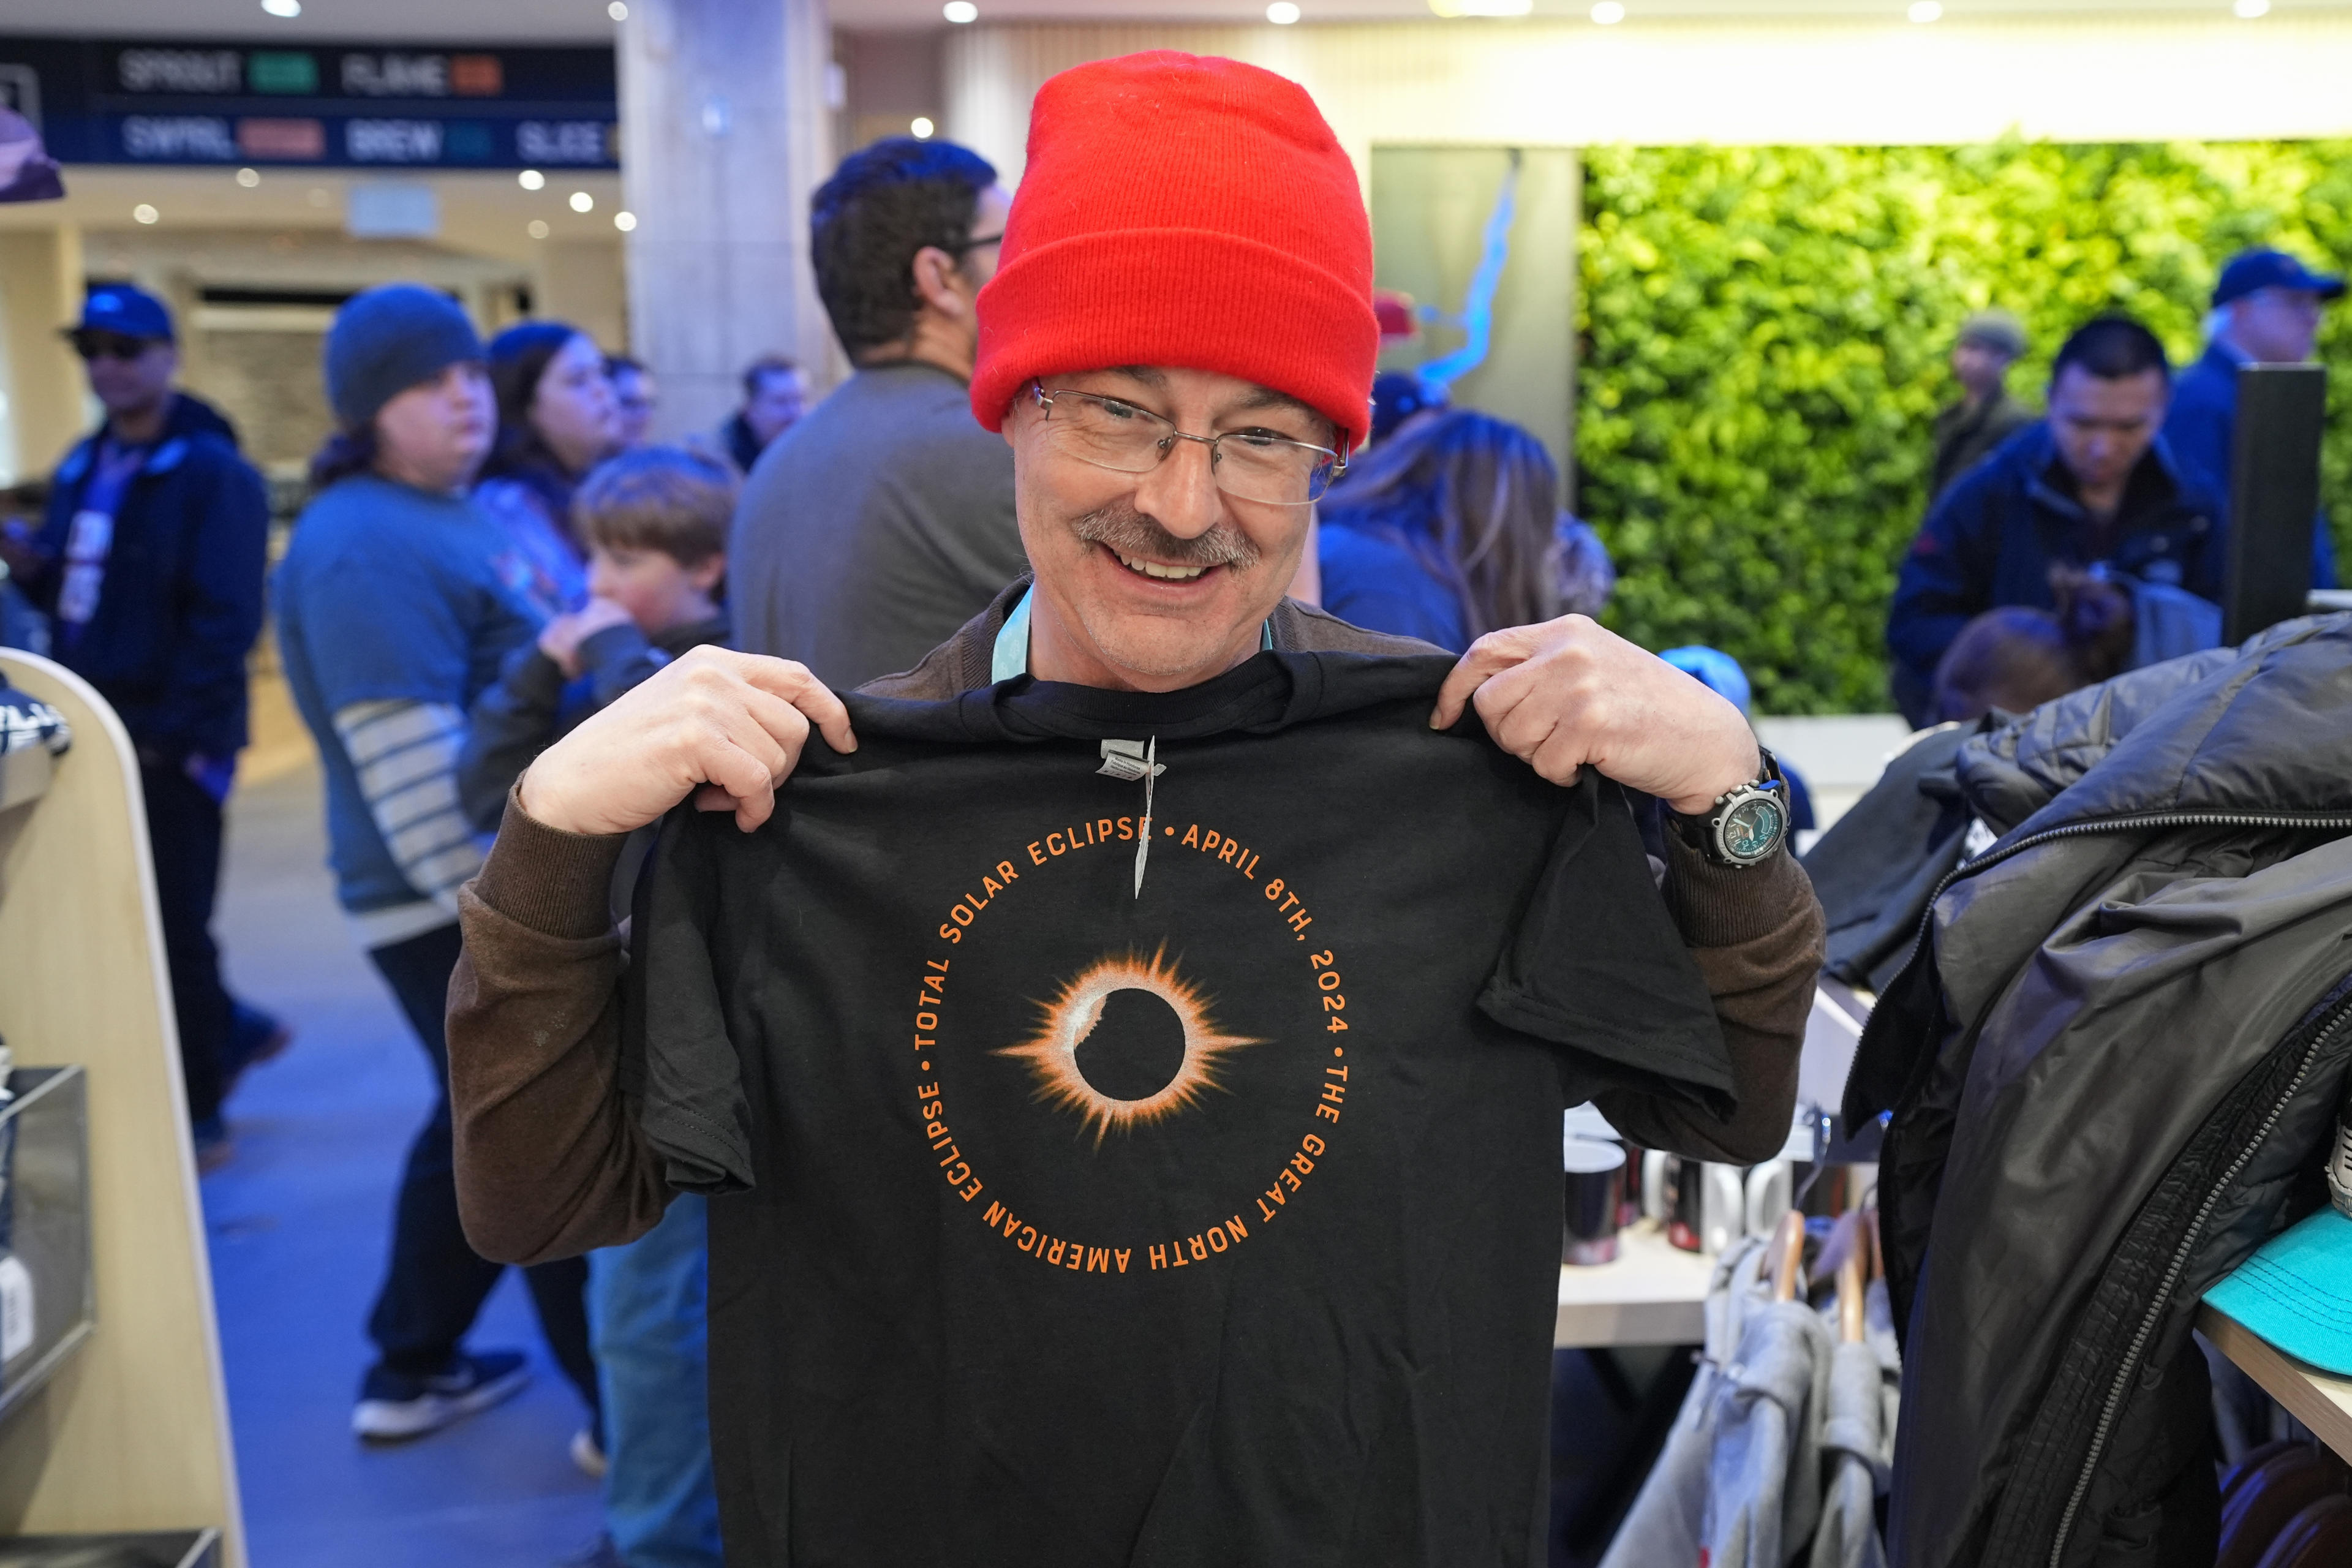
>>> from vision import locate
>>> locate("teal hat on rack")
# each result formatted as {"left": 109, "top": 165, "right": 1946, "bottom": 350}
{"left": 2203, "top": 1105, "right": 2352, "bottom": 1374}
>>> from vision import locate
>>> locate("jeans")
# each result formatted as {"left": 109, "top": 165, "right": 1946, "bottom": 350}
{"left": 142, "top": 762, "right": 232, "bottom": 1126}
{"left": 364, "top": 922, "right": 599, "bottom": 1418}
{"left": 591, "top": 1196, "right": 722, "bottom": 1567}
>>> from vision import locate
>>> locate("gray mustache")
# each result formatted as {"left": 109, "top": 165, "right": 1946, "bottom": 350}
{"left": 1071, "top": 502, "right": 1263, "bottom": 571}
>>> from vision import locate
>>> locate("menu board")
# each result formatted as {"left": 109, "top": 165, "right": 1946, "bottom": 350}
{"left": 0, "top": 36, "right": 617, "bottom": 169}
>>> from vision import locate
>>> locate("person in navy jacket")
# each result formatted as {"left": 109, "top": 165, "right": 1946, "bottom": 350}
{"left": 1886, "top": 317, "right": 2222, "bottom": 726}
{"left": 0, "top": 284, "right": 271, "bottom": 1161}
{"left": 2163, "top": 246, "right": 2343, "bottom": 592}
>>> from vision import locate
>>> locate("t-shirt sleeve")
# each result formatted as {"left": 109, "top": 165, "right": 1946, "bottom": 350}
{"left": 1476, "top": 775, "right": 1737, "bottom": 1116}
{"left": 297, "top": 549, "right": 477, "bottom": 712}
{"left": 622, "top": 807, "right": 756, "bottom": 1194}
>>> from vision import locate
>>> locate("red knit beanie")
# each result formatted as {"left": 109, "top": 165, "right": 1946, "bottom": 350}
{"left": 970, "top": 51, "right": 1377, "bottom": 452}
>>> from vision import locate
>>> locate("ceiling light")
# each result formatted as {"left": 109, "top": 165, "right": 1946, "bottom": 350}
{"left": 519, "top": 168, "right": 546, "bottom": 190}
{"left": 1268, "top": 1, "right": 1302, "bottom": 20}
{"left": 235, "top": 167, "right": 261, "bottom": 187}
{"left": 528, "top": 219, "right": 550, "bottom": 239}
{"left": 2234, "top": 0, "right": 2269, "bottom": 15}
{"left": 614, "top": 211, "right": 637, "bottom": 232}
{"left": 261, "top": 0, "right": 301, "bottom": 15}
{"left": 608, "top": 1, "right": 629, "bottom": 17}
{"left": 944, "top": 1, "right": 979, "bottom": 20}
{"left": 569, "top": 190, "right": 594, "bottom": 212}
{"left": 911, "top": 116, "right": 937, "bottom": 138}
{"left": 1591, "top": 1, "right": 1626, "bottom": 21}
{"left": 1909, "top": 1, "right": 1942, "bottom": 18}
{"left": 1430, "top": 0, "right": 1535, "bottom": 14}
{"left": 133, "top": 203, "right": 159, "bottom": 224}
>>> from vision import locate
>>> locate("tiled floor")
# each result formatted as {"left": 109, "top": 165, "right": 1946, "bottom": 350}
{"left": 206, "top": 761, "right": 602, "bottom": 1566}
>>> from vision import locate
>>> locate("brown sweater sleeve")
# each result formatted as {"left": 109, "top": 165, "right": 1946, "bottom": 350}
{"left": 1594, "top": 835, "right": 1826, "bottom": 1164}
{"left": 447, "top": 790, "right": 674, "bottom": 1265}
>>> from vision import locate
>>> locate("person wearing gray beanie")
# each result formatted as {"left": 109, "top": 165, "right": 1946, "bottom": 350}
{"left": 277, "top": 284, "right": 603, "bottom": 1461}
{"left": 323, "top": 283, "right": 484, "bottom": 434}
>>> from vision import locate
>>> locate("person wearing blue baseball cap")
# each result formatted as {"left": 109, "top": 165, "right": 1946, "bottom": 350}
{"left": 2163, "top": 247, "right": 2348, "bottom": 590}
{"left": 0, "top": 282, "right": 276, "bottom": 1169}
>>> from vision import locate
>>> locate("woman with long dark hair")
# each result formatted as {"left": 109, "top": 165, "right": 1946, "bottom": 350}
{"left": 1316, "top": 407, "right": 1613, "bottom": 652}
{"left": 475, "top": 320, "right": 619, "bottom": 619}
{"left": 277, "top": 285, "right": 601, "bottom": 1464}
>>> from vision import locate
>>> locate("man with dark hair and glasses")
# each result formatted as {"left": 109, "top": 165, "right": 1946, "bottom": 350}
{"left": 728, "top": 135, "right": 1025, "bottom": 685}
{"left": 448, "top": 53, "right": 1822, "bottom": 1562}
{"left": 0, "top": 283, "right": 273, "bottom": 1166}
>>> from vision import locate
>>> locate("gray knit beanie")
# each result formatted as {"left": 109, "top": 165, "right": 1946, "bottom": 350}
{"left": 323, "top": 284, "right": 484, "bottom": 432}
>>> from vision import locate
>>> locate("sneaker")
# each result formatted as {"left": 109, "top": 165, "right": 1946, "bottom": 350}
{"left": 569, "top": 1425, "right": 607, "bottom": 1479}
{"left": 352, "top": 1350, "right": 530, "bottom": 1441}
{"left": 221, "top": 1001, "right": 293, "bottom": 1100}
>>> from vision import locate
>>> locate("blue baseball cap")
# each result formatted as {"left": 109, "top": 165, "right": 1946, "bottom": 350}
{"left": 2203, "top": 1114, "right": 2352, "bottom": 1374}
{"left": 70, "top": 284, "right": 174, "bottom": 342}
{"left": 1660, "top": 645, "right": 1754, "bottom": 715}
{"left": 2212, "top": 249, "right": 2347, "bottom": 309}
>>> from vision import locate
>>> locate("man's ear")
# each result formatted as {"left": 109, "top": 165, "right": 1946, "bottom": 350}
{"left": 691, "top": 552, "right": 727, "bottom": 594}
{"left": 910, "top": 245, "right": 970, "bottom": 320}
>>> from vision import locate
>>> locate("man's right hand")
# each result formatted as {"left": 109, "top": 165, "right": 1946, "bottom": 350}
{"left": 517, "top": 647, "right": 855, "bottom": 837}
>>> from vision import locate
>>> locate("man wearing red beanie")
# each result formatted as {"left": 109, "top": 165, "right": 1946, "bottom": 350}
{"left": 449, "top": 51, "right": 1823, "bottom": 1564}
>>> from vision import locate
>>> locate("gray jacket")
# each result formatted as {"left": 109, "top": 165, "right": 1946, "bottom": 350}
{"left": 728, "top": 361, "right": 1025, "bottom": 687}
{"left": 1846, "top": 614, "right": 2352, "bottom": 1567}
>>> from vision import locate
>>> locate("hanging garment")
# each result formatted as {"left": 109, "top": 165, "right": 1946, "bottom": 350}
{"left": 1809, "top": 1334, "right": 1893, "bottom": 1568}
{"left": 1845, "top": 614, "right": 2352, "bottom": 1568}
{"left": 1703, "top": 1297, "right": 1835, "bottom": 1567}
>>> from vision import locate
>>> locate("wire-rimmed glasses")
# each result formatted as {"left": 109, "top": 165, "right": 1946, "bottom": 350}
{"left": 1028, "top": 382, "right": 1344, "bottom": 507}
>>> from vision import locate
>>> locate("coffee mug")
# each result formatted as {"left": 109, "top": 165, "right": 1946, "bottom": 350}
{"left": 1562, "top": 1137, "right": 1627, "bottom": 1266}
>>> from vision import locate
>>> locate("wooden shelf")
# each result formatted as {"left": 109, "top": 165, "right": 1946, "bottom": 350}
{"left": 0, "top": 652, "right": 244, "bottom": 1562}
{"left": 2199, "top": 1303, "right": 2352, "bottom": 1463}
{"left": 1556, "top": 1221, "right": 1716, "bottom": 1347}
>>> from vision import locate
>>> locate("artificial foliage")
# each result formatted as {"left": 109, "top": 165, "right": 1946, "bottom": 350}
{"left": 1577, "top": 139, "right": 2352, "bottom": 714}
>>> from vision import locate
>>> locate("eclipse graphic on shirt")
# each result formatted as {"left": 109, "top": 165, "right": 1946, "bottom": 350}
{"left": 997, "top": 946, "right": 1263, "bottom": 1147}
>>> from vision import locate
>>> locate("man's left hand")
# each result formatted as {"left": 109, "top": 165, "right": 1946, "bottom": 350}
{"left": 1431, "top": 615, "right": 1760, "bottom": 818}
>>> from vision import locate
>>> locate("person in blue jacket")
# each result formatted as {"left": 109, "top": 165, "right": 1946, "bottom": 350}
{"left": 0, "top": 284, "right": 272, "bottom": 1163}
{"left": 2162, "top": 246, "right": 2344, "bottom": 591}
{"left": 1885, "top": 317, "right": 2223, "bottom": 727}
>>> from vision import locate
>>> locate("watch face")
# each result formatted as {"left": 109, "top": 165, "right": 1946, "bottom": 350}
{"left": 1719, "top": 795, "right": 1787, "bottom": 862}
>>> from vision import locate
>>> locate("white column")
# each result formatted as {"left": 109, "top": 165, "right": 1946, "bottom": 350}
{"left": 0, "top": 224, "right": 87, "bottom": 484}
{"left": 617, "top": 0, "right": 836, "bottom": 445}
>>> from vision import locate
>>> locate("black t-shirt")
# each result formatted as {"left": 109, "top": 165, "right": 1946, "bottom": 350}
{"left": 625, "top": 650, "right": 1730, "bottom": 1567}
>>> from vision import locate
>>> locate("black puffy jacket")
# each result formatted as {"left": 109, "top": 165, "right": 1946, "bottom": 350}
{"left": 1844, "top": 614, "right": 2352, "bottom": 1568}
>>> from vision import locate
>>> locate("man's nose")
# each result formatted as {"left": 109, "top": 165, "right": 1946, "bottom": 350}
{"left": 1129, "top": 437, "right": 1225, "bottom": 541}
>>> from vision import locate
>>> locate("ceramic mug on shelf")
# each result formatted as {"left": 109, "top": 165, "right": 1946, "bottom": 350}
{"left": 1562, "top": 1137, "right": 1627, "bottom": 1266}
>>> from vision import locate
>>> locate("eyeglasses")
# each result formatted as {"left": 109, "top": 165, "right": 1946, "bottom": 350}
{"left": 952, "top": 232, "right": 1004, "bottom": 254}
{"left": 70, "top": 331, "right": 164, "bottom": 363}
{"left": 1028, "top": 383, "right": 1345, "bottom": 507}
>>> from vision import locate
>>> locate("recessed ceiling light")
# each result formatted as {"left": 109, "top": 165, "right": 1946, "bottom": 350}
{"left": 133, "top": 203, "right": 159, "bottom": 224}
{"left": 2234, "top": 0, "right": 2269, "bottom": 15}
{"left": 911, "top": 116, "right": 936, "bottom": 138}
{"left": 1268, "top": 1, "right": 1302, "bottom": 21}
{"left": 614, "top": 211, "right": 637, "bottom": 232}
{"left": 1591, "top": 1, "right": 1626, "bottom": 21}
{"left": 235, "top": 167, "right": 261, "bottom": 187}
{"left": 944, "top": 1, "right": 979, "bottom": 21}
{"left": 261, "top": 0, "right": 301, "bottom": 15}
{"left": 519, "top": 168, "right": 546, "bottom": 190}
{"left": 608, "top": 1, "right": 629, "bottom": 17}
{"left": 569, "top": 190, "right": 594, "bottom": 213}
{"left": 528, "top": 219, "right": 551, "bottom": 239}
{"left": 1909, "top": 1, "right": 1942, "bottom": 19}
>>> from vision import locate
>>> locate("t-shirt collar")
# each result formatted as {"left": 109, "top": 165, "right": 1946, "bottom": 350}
{"left": 990, "top": 583, "right": 1273, "bottom": 684}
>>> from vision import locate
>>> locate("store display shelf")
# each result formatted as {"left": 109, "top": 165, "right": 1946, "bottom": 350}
{"left": 0, "top": 748, "right": 52, "bottom": 816}
{"left": 2198, "top": 1303, "right": 2352, "bottom": 1463}
{"left": 0, "top": 1529, "right": 219, "bottom": 1567}
{"left": 1555, "top": 1222, "right": 1716, "bottom": 1347}
{"left": 0, "top": 1067, "right": 93, "bottom": 1436}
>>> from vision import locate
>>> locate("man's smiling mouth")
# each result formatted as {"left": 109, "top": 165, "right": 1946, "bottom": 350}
{"left": 1109, "top": 548, "right": 1213, "bottom": 582}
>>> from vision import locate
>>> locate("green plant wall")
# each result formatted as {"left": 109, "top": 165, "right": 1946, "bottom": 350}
{"left": 1577, "top": 140, "right": 2352, "bottom": 714}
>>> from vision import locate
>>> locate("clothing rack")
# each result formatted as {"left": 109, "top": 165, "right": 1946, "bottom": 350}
{"left": 0, "top": 651, "right": 244, "bottom": 1561}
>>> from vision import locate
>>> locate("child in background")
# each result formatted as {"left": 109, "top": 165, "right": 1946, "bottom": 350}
{"left": 458, "top": 445, "right": 734, "bottom": 832}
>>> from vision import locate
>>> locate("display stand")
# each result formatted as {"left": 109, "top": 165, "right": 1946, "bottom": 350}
{"left": 2199, "top": 1304, "right": 2352, "bottom": 1463}
{"left": 0, "top": 652, "right": 244, "bottom": 1564}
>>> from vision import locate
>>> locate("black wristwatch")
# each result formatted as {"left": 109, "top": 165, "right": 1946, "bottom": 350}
{"left": 1671, "top": 747, "right": 1790, "bottom": 869}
